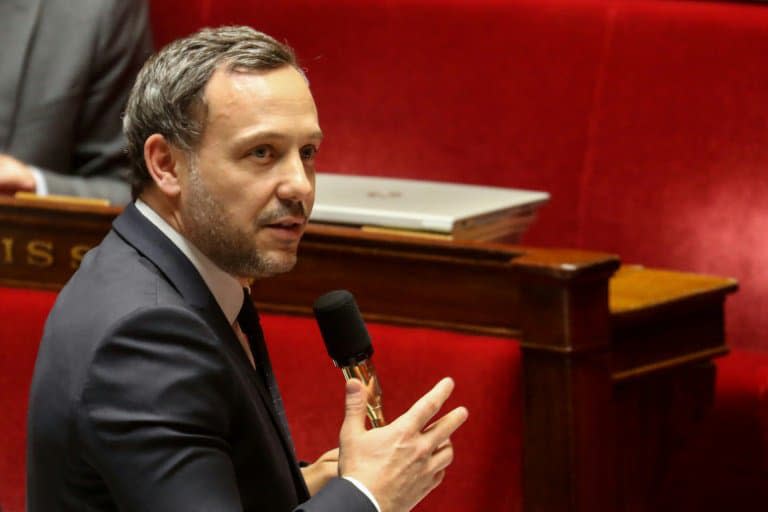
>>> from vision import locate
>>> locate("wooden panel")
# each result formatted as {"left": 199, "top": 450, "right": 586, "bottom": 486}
{"left": 0, "top": 197, "right": 121, "bottom": 289}
{"left": 610, "top": 265, "right": 737, "bottom": 381}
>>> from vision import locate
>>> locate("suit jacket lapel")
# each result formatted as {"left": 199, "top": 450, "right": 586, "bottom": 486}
{"left": 112, "top": 204, "right": 307, "bottom": 496}
{"left": 0, "top": 0, "right": 41, "bottom": 148}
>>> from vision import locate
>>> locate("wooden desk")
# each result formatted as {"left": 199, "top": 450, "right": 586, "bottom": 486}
{"left": 0, "top": 197, "right": 737, "bottom": 511}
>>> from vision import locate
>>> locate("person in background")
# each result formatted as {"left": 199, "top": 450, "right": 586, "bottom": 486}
{"left": 0, "top": 0, "right": 152, "bottom": 205}
{"left": 26, "top": 26, "right": 468, "bottom": 511}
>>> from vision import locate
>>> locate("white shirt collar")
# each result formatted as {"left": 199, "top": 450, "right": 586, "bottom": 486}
{"left": 134, "top": 199, "right": 243, "bottom": 325}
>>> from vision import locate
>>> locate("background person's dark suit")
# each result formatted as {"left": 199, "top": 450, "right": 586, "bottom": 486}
{"left": 26, "top": 203, "right": 376, "bottom": 511}
{"left": 0, "top": 0, "right": 152, "bottom": 205}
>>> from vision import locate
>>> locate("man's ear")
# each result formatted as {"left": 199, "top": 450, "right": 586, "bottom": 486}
{"left": 144, "top": 134, "right": 187, "bottom": 197}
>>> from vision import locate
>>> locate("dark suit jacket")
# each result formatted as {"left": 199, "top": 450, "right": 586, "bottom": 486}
{"left": 26, "top": 203, "right": 376, "bottom": 511}
{"left": 0, "top": 0, "right": 152, "bottom": 205}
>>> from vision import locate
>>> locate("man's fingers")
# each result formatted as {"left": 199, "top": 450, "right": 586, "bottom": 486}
{"left": 398, "top": 377, "right": 456, "bottom": 430}
{"left": 339, "top": 379, "right": 369, "bottom": 440}
{"left": 0, "top": 154, "right": 35, "bottom": 192}
{"left": 317, "top": 447, "right": 340, "bottom": 463}
{"left": 429, "top": 441, "right": 454, "bottom": 473}
{"left": 422, "top": 406, "right": 469, "bottom": 448}
{"left": 431, "top": 437, "right": 451, "bottom": 453}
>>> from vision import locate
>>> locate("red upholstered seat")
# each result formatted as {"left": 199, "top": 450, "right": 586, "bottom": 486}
{"left": 5, "top": 287, "right": 767, "bottom": 511}
{"left": 263, "top": 313, "right": 523, "bottom": 511}
{"left": 658, "top": 350, "right": 768, "bottom": 511}
{"left": 0, "top": 287, "right": 58, "bottom": 512}
{"left": 0, "top": 287, "right": 524, "bottom": 512}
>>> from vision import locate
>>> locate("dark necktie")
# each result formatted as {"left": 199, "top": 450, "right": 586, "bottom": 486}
{"left": 236, "top": 289, "right": 293, "bottom": 447}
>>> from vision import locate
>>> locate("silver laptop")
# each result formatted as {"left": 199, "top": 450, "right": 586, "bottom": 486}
{"left": 310, "top": 173, "right": 549, "bottom": 236}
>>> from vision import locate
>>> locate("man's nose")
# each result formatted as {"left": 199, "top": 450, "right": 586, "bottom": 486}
{"left": 276, "top": 151, "right": 313, "bottom": 201}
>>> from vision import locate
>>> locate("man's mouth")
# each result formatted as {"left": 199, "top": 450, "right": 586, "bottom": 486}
{"left": 263, "top": 217, "right": 307, "bottom": 238}
{"left": 266, "top": 216, "right": 305, "bottom": 227}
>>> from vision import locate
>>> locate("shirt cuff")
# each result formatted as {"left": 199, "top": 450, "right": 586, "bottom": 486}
{"left": 342, "top": 476, "right": 382, "bottom": 512}
{"left": 29, "top": 166, "right": 48, "bottom": 195}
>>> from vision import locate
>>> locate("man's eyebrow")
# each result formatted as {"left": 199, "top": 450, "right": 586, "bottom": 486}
{"left": 234, "top": 129, "right": 324, "bottom": 145}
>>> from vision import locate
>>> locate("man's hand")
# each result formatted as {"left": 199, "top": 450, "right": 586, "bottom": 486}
{"left": 0, "top": 154, "right": 36, "bottom": 195}
{"left": 338, "top": 377, "right": 468, "bottom": 512}
{"left": 300, "top": 448, "right": 339, "bottom": 496}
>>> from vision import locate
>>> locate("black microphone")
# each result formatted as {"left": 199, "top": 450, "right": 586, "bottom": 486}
{"left": 313, "top": 290, "right": 386, "bottom": 428}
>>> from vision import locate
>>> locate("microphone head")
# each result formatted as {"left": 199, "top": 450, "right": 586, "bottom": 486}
{"left": 313, "top": 290, "right": 373, "bottom": 365}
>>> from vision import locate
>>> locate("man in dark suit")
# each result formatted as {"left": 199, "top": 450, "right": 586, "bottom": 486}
{"left": 0, "top": 0, "right": 152, "bottom": 205}
{"left": 27, "top": 26, "right": 468, "bottom": 511}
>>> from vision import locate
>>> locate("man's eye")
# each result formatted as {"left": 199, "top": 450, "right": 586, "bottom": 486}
{"left": 251, "top": 146, "right": 273, "bottom": 160}
{"left": 300, "top": 145, "right": 318, "bottom": 161}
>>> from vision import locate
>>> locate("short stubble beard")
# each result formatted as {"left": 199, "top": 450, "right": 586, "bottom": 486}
{"left": 181, "top": 159, "right": 301, "bottom": 279}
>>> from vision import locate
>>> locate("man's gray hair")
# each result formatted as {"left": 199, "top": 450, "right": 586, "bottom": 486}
{"left": 123, "top": 25, "right": 297, "bottom": 197}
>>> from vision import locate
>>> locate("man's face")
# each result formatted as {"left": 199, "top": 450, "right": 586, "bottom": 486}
{"left": 179, "top": 65, "right": 322, "bottom": 279}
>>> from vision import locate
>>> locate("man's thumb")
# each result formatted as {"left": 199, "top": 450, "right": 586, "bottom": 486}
{"left": 340, "top": 378, "right": 368, "bottom": 438}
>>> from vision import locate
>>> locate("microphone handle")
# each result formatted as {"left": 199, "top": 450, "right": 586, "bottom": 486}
{"left": 340, "top": 359, "right": 386, "bottom": 428}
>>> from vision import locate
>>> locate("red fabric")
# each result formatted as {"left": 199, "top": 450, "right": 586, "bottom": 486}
{"left": 150, "top": 0, "right": 768, "bottom": 352}
{"left": 151, "top": 0, "right": 611, "bottom": 248}
{"left": 578, "top": 0, "right": 768, "bottom": 352}
{"left": 263, "top": 313, "right": 523, "bottom": 511}
{"left": 0, "top": 287, "right": 58, "bottom": 512}
{"left": 658, "top": 350, "right": 768, "bottom": 511}
{"left": 6, "top": 285, "right": 766, "bottom": 511}
{"left": 0, "top": 285, "right": 523, "bottom": 511}
{"left": 148, "top": 0, "right": 208, "bottom": 47}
